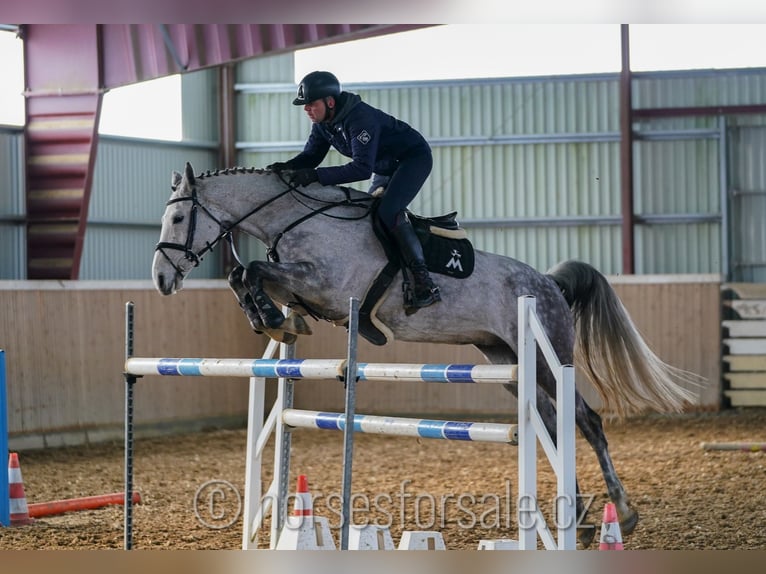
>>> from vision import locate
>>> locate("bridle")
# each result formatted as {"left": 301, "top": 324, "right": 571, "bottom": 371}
{"left": 154, "top": 186, "right": 221, "bottom": 277}
{"left": 154, "top": 172, "right": 374, "bottom": 277}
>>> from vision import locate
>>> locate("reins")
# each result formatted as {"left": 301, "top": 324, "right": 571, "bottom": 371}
{"left": 154, "top": 170, "right": 374, "bottom": 274}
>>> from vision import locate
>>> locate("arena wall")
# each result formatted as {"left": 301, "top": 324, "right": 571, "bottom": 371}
{"left": 0, "top": 275, "right": 721, "bottom": 450}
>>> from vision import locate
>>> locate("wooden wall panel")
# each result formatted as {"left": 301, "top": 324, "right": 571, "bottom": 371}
{"left": 0, "top": 275, "right": 722, "bottom": 448}
{"left": 610, "top": 276, "right": 721, "bottom": 409}
{"left": 0, "top": 281, "right": 266, "bottom": 444}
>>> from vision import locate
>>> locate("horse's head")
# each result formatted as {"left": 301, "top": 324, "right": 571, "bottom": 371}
{"left": 152, "top": 162, "right": 224, "bottom": 295}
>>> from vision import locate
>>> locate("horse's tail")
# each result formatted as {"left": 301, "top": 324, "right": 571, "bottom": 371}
{"left": 546, "top": 260, "right": 699, "bottom": 419}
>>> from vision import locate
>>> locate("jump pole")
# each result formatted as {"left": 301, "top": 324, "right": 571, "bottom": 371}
{"left": 701, "top": 442, "right": 766, "bottom": 452}
{"left": 282, "top": 409, "right": 518, "bottom": 444}
{"left": 29, "top": 492, "right": 142, "bottom": 518}
{"left": 125, "top": 358, "right": 517, "bottom": 383}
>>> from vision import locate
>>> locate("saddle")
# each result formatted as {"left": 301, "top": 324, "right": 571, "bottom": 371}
{"left": 357, "top": 202, "right": 475, "bottom": 346}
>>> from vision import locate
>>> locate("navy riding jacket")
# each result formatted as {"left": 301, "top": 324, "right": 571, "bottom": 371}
{"left": 285, "top": 92, "right": 431, "bottom": 187}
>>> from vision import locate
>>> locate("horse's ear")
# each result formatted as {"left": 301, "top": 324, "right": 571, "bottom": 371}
{"left": 171, "top": 170, "right": 182, "bottom": 190}
{"left": 184, "top": 162, "right": 196, "bottom": 186}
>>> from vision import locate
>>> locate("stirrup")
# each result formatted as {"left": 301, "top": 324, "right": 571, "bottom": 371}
{"left": 402, "top": 276, "right": 441, "bottom": 315}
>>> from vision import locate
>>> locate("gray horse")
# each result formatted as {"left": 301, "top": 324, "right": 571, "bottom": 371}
{"left": 152, "top": 162, "right": 697, "bottom": 547}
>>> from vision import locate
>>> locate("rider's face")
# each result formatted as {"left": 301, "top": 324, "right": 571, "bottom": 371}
{"left": 304, "top": 97, "right": 334, "bottom": 123}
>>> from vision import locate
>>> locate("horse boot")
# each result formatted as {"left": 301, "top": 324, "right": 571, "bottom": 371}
{"left": 227, "top": 265, "right": 264, "bottom": 334}
{"left": 390, "top": 213, "right": 441, "bottom": 314}
{"left": 242, "top": 267, "right": 286, "bottom": 329}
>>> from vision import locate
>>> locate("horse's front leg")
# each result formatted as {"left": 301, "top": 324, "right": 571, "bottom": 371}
{"left": 229, "top": 264, "right": 310, "bottom": 344}
{"left": 227, "top": 265, "right": 265, "bottom": 333}
{"left": 241, "top": 264, "right": 288, "bottom": 329}
{"left": 243, "top": 259, "right": 331, "bottom": 327}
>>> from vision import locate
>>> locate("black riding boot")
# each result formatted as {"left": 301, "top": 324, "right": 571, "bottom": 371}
{"left": 390, "top": 215, "right": 441, "bottom": 313}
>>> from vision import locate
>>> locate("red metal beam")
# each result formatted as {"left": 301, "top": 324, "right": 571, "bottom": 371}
{"left": 619, "top": 24, "right": 635, "bottom": 275}
{"left": 23, "top": 24, "right": 103, "bottom": 280}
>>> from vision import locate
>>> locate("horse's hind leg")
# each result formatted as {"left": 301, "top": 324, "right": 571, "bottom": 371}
{"left": 509, "top": 384, "right": 597, "bottom": 548}
{"left": 574, "top": 394, "right": 639, "bottom": 537}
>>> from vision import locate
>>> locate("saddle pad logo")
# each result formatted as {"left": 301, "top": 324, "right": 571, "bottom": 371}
{"left": 357, "top": 130, "right": 371, "bottom": 145}
{"left": 445, "top": 249, "right": 464, "bottom": 273}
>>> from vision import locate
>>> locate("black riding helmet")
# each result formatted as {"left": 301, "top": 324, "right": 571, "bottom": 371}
{"left": 293, "top": 71, "right": 341, "bottom": 105}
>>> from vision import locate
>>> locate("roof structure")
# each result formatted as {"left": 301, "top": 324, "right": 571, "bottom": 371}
{"left": 20, "top": 24, "right": 427, "bottom": 279}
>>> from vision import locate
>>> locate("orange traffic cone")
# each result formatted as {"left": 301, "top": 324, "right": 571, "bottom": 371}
{"left": 276, "top": 474, "right": 334, "bottom": 549}
{"left": 598, "top": 502, "right": 623, "bottom": 550}
{"left": 8, "top": 452, "right": 34, "bottom": 526}
{"left": 292, "top": 474, "right": 312, "bottom": 517}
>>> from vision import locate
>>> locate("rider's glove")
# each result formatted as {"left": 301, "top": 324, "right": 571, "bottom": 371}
{"left": 266, "top": 162, "right": 290, "bottom": 173}
{"left": 289, "top": 168, "right": 319, "bottom": 187}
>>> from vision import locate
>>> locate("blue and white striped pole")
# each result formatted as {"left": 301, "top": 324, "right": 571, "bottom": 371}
{"left": 124, "top": 358, "right": 518, "bottom": 384}
{"left": 282, "top": 409, "right": 518, "bottom": 444}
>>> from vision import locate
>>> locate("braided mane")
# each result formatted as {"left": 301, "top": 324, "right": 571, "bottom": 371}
{"left": 196, "top": 167, "right": 271, "bottom": 179}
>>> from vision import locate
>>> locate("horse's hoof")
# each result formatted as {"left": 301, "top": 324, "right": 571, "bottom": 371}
{"left": 264, "top": 329, "right": 297, "bottom": 345}
{"left": 283, "top": 311, "right": 313, "bottom": 335}
{"left": 577, "top": 524, "right": 597, "bottom": 548}
{"left": 619, "top": 508, "right": 639, "bottom": 536}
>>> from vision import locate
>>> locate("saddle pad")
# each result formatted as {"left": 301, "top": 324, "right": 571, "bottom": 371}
{"left": 417, "top": 228, "right": 475, "bottom": 279}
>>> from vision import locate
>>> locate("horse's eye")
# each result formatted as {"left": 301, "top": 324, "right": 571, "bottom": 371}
{"left": 172, "top": 214, "right": 184, "bottom": 224}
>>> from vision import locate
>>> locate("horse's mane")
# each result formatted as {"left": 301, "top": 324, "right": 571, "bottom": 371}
{"left": 196, "top": 166, "right": 267, "bottom": 179}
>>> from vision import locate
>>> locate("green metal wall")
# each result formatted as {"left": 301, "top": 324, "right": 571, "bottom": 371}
{"left": 236, "top": 61, "right": 766, "bottom": 278}
{"left": 0, "top": 128, "right": 25, "bottom": 279}
{"left": 1, "top": 60, "right": 765, "bottom": 281}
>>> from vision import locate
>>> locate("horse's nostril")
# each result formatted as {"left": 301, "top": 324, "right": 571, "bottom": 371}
{"left": 157, "top": 273, "right": 165, "bottom": 291}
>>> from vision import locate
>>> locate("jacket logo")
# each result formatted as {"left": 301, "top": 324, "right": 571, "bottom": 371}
{"left": 445, "top": 249, "right": 463, "bottom": 272}
{"left": 357, "top": 130, "right": 371, "bottom": 145}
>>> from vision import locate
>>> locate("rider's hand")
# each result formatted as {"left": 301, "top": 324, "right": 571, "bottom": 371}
{"left": 266, "top": 162, "right": 289, "bottom": 173}
{"left": 289, "top": 168, "right": 319, "bottom": 187}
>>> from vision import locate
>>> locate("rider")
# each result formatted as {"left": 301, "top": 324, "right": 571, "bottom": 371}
{"left": 267, "top": 70, "right": 441, "bottom": 312}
